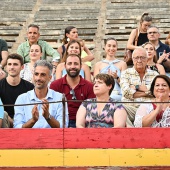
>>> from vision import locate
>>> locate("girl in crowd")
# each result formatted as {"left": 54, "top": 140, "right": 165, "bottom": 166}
{"left": 127, "top": 13, "right": 152, "bottom": 50}
{"left": 56, "top": 40, "right": 91, "bottom": 82}
{"left": 57, "top": 26, "right": 94, "bottom": 62}
{"left": 93, "top": 37, "right": 127, "bottom": 101}
{"left": 76, "top": 73, "right": 127, "bottom": 128}
{"left": 142, "top": 42, "right": 165, "bottom": 74}
{"left": 134, "top": 75, "right": 170, "bottom": 127}
{"left": 20, "top": 44, "right": 42, "bottom": 83}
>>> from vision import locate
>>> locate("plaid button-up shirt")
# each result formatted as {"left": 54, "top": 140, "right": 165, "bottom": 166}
{"left": 120, "top": 67, "right": 159, "bottom": 107}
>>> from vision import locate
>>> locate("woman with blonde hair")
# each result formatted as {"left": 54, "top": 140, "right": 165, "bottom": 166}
{"left": 142, "top": 42, "right": 165, "bottom": 75}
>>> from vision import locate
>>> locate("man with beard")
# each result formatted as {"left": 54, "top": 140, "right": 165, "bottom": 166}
{"left": 50, "top": 54, "right": 95, "bottom": 128}
{"left": 14, "top": 60, "right": 68, "bottom": 128}
{"left": 0, "top": 53, "right": 34, "bottom": 127}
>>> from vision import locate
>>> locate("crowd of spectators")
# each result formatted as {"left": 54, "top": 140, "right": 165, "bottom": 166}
{"left": 0, "top": 12, "right": 170, "bottom": 128}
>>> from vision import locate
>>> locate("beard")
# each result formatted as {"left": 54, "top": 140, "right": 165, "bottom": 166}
{"left": 66, "top": 68, "right": 80, "bottom": 78}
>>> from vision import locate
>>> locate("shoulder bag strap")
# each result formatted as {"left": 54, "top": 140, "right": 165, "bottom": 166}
{"left": 134, "top": 28, "right": 139, "bottom": 46}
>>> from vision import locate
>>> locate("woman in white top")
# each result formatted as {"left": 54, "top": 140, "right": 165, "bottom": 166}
{"left": 134, "top": 75, "right": 170, "bottom": 127}
{"left": 20, "top": 44, "right": 42, "bottom": 83}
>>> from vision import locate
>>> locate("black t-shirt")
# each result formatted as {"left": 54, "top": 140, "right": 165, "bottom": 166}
{"left": 0, "top": 78, "right": 34, "bottom": 118}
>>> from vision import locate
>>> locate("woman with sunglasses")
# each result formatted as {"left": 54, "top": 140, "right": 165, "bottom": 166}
{"left": 76, "top": 73, "right": 127, "bottom": 128}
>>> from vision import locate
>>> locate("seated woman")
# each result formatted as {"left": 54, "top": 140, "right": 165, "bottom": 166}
{"left": 127, "top": 13, "right": 152, "bottom": 51}
{"left": 57, "top": 26, "right": 94, "bottom": 62}
{"left": 93, "top": 37, "right": 127, "bottom": 101}
{"left": 76, "top": 73, "right": 127, "bottom": 128}
{"left": 134, "top": 75, "right": 170, "bottom": 127}
{"left": 20, "top": 44, "right": 42, "bottom": 83}
{"left": 56, "top": 40, "right": 91, "bottom": 82}
{"left": 142, "top": 42, "right": 165, "bottom": 74}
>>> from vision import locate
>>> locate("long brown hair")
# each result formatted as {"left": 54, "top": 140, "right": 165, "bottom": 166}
{"left": 61, "top": 40, "right": 82, "bottom": 63}
{"left": 62, "top": 26, "right": 76, "bottom": 44}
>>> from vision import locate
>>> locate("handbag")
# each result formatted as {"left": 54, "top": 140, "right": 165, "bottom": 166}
{"left": 124, "top": 28, "right": 139, "bottom": 66}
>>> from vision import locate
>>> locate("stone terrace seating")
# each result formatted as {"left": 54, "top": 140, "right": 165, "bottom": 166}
{"left": 0, "top": 0, "right": 37, "bottom": 53}
{"left": 34, "top": 0, "right": 101, "bottom": 50}
{"left": 104, "top": 0, "right": 170, "bottom": 58}
{"left": 1, "top": 0, "right": 170, "bottom": 61}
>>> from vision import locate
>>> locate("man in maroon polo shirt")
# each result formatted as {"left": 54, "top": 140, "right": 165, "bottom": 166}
{"left": 50, "top": 54, "right": 95, "bottom": 127}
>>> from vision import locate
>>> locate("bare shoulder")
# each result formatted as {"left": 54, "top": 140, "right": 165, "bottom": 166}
{"left": 94, "top": 61, "right": 102, "bottom": 66}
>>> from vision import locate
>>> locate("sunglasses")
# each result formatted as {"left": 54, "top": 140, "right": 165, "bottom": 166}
{"left": 70, "top": 89, "right": 77, "bottom": 100}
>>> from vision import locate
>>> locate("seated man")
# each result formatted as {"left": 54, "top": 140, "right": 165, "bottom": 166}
{"left": 14, "top": 60, "right": 68, "bottom": 128}
{"left": 17, "top": 24, "right": 60, "bottom": 64}
{"left": 147, "top": 26, "right": 170, "bottom": 75}
{"left": 50, "top": 54, "right": 95, "bottom": 128}
{"left": 0, "top": 53, "right": 34, "bottom": 127}
{"left": 120, "top": 47, "right": 159, "bottom": 126}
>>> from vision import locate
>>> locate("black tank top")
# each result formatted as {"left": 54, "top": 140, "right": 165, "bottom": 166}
{"left": 137, "top": 32, "right": 148, "bottom": 46}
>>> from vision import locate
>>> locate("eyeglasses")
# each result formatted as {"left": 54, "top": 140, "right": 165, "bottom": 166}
{"left": 70, "top": 89, "right": 77, "bottom": 100}
{"left": 147, "top": 32, "right": 158, "bottom": 34}
{"left": 133, "top": 56, "right": 147, "bottom": 61}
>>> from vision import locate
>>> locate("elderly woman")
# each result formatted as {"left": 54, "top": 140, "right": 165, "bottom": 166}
{"left": 76, "top": 73, "right": 127, "bottom": 128}
{"left": 134, "top": 75, "right": 170, "bottom": 127}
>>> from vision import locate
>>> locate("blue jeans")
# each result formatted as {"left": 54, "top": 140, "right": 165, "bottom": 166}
{"left": 68, "top": 120, "right": 76, "bottom": 128}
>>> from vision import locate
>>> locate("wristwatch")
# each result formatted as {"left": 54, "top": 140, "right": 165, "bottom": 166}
{"left": 135, "top": 85, "right": 139, "bottom": 91}
{"left": 45, "top": 114, "right": 51, "bottom": 121}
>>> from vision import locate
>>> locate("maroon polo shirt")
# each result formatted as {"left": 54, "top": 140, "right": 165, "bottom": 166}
{"left": 50, "top": 75, "right": 95, "bottom": 120}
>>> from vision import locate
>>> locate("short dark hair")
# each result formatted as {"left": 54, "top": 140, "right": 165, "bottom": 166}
{"left": 150, "top": 75, "right": 170, "bottom": 97}
{"left": 28, "top": 24, "right": 39, "bottom": 31}
{"left": 94, "top": 73, "right": 115, "bottom": 95}
{"left": 65, "top": 54, "right": 82, "bottom": 65}
{"left": 7, "top": 53, "right": 24, "bottom": 65}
